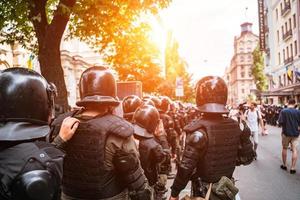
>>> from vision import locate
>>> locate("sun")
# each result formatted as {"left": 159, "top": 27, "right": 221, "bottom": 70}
{"left": 147, "top": 15, "right": 168, "bottom": 54}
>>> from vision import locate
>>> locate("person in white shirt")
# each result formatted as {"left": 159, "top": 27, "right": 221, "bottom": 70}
{"left": 244, "top": 102, "right": 266, "bottom": 159}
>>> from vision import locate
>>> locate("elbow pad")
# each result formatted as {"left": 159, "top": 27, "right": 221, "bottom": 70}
{"left": 113, "top": 150, "right": 147, "bottom": 191}
{"left": 11, "top": 170, "right": 59, "bottom": 200}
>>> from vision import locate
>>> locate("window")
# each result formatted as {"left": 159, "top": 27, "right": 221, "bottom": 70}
{"left": 277, "top": 30, "right": 280, "bottom": 42}
{"left": 290, "top": 43, "right": 293, "bottom": 57}
{"left": 241, "top": 89, "right": 245, "bottom": 93}
{"left": 240, "top": 56, "right": 244, "bottom": 62}
{"left": 293, "top": 14, "right": 296, "bottom": 28}
{"left": 283, "top": 49, "right": 286, "bottom": 60}
{"left": 287, "top": 46, "right": 289, "bottom": 58}
{"left": 295, "top": 40, "right": 298, "bottom": 56}
{"left": 241, "top": 65, "right": 244, "bottom": 70}
{"left": 279, "top": 52, "right": 281, "bottom": 64}
{"left": 248, "top": 71, "right": 252, "bottom": 77}
{"left": 279, "top": 75, "right": 282, "bottom": 86}
{"left": 289, "top": 18, "right": 292, "bottom": 30}
{"left": 276, "top": 9, "right": 279, "bottom": 20}
{"left": 280, "top": 3, "right": 283, "bottom": 11}
{"left": 285, "top": 22, "right": 288, "bottom": 32}
{"left": 241, "top": 72, "right": 245, "bottom": 78}
{"left": 281, "top": 26, "right": 284, "bottom": 37}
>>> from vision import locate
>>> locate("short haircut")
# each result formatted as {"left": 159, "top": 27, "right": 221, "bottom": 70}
{"left": 288, "top": 99, "right": 296, "bottom": 105}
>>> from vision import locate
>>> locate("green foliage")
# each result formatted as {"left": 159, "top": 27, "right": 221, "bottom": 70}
{"left": 0, "top": 0, "right": 171, "bottom": 107}
{"left": 252, "top": 46, "right": 267, "bottom": 92}
{"left": 105, "top": 21, "right": 164, "bottom": 93}
{"left": 0, "top": 0, "right": 170, "bottom": 52}
{"left": 158, "top": 31, "right": 193, "bottom": 102}
{"left": 0, "top": 0, "right": 36, "bottom": 51}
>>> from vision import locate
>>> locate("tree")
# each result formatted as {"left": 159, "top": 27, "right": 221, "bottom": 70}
{"left": 159, "top": 31, "right": 193, "bottom": 102}
{"left": 0, "top": 0, "right": 170, "bottom": 109}
{"left": 252, "top": 46, "right": 268, "bottom": 92}
{"left": 104, "top": 22, "right": 164, "bottom": 93}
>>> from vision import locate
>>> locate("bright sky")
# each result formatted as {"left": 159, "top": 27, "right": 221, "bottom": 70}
{"left": 156, "top": 0, "right": 259, "bottom": 82}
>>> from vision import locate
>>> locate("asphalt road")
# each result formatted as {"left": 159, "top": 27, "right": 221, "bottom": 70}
{"left": 167, "top": 125, "right": 300, "bottom": 200}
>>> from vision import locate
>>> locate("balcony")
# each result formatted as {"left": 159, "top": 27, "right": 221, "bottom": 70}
{"left": 281, "top": 1, "right": 291, "bottom": 17}
{"left": 282, "top": 29, "right": 292, "bottom": 41}
{"left": 284, "top": 56, "right": 293, "bottom": 65}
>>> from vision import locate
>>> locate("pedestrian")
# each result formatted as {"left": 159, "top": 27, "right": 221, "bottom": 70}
{"left": 244, "top": 102, "right": 266, "bottom": 159}
{"left": 169, "top": 76, "right": 255, "bottom": 200}
{"left": 51, "top": 66, "right": 151, "bottom": 200}
{"left": 0, "top": 67, "right": 79, "bottom": 200}
{"left": 278, "top": 99, "right": 300, "bottom": 174}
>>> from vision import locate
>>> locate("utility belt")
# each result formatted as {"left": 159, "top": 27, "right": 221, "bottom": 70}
{"left": 190, "top": 176, "right": 239, "bottom": 200}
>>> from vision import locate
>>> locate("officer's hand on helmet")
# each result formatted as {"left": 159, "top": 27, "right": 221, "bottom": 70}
{"left": 59, "top": 117, "right": 80, "bottom": 142}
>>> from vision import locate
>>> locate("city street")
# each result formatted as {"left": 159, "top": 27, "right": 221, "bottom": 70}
{"left": 167, "top": 125, "right": 300, "bottom": 200}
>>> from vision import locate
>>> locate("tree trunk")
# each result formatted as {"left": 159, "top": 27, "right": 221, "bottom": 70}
{"left": 38, "top": 38, "right": 69, "bottom": 111}
{"left": 28, "top": 0, "right": 76, "bottom": 112}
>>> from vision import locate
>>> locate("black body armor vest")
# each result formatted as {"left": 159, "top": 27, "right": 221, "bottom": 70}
{"left": 0, "top": 141, "right": 64, "bottom": 200}
{"left": 194, "top": 118, "right": 241, "bottom": 183}
{"left": 61, "top": 114, "right": 133, "bottom": 199}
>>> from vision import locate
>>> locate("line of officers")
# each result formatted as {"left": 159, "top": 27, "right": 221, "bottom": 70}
{"left": 0, "top": 66, "right": 256, "bottom": 200}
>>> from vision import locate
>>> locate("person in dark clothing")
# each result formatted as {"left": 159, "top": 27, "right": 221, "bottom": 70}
{"left": 278, "top": 99, "right": 300, "bottom": 174}
{"left": 51, "top": 66, "right": 151, "bottom": 200}
{"left": 169, "top": 76, "right": 255, "bottom": 200}
{"left": 0, "top": 67, "right": 79, "bottom": 200}
{"left": 132, "top": 105, "right": 166, "bottom": 199}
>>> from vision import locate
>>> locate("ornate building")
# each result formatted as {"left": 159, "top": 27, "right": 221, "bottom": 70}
{"left": 0, "top": 39, "right": 103, "bottom": 107}
{"left": 225, "top": 22, "right": 259, "bottom": 106}
{"left": 261, "top": 0, "right": 300, "bottom": 105}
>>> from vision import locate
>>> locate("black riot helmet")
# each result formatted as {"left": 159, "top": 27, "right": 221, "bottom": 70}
{"left": 142, "top": 99, "right": 155, "bottom": 107}
{"left": 76, "top": 66, "right": 119, "bottom": 107}
{"left": 150, "top": 96, "right": 162, "bottom": 110}
{"left": 0, "top": 67, "right": 56, "bottom": 124}
{"left": 133, "top": 105, "right": 160, "bottom": 138}
{"left": 159, "top": 96, "right": 172, "bottom": 113}
{"left": 122, "top": 95, "right": 143, "bottom": 120}
{"left": 196, "top": 76, "right": 228, "bottom": 113}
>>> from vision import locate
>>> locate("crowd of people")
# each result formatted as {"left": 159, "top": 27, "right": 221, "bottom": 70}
{"left": 1, "top": 66, "right": 299, "bottom": 200}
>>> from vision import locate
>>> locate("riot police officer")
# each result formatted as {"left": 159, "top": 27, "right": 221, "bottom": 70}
{"left": 132, "top": 105, "right": 166, "bottom": 199}
{"left": 122, "top": 95, "right": 143, "bottom": 122}
{"left": 170, "top": 76, "right": 255, "bottom": 200}
{"left": 51, "top": 66, "right": 151, "bottom": 200}
{"left": 0, "top": 67, "right": 79, "bottom": 200}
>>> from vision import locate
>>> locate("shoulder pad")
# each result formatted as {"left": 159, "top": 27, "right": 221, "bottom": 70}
{"left": 184, "top": 119, "right": 203, "bottom": 133}
{"left": 109, "top": 115, "right": 134, "bottom": 138}
{"left": 186, "top": 131, "right": 207, "bottom": 149}
{"left": 34, "top": 141, "right": 65, "bottom": 158}
{"left": 51, "top": 110, "right": 77, "bottom": 127}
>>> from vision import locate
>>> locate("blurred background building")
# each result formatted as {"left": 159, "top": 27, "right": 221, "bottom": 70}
{"left": 0, "top": 39, "right": 103, "bottom": 107}
{"left": 225, "top": 22, "right": 259, "bottom": 106}
{"left": 260, "top": 0, "right": 300, "bottom": 104}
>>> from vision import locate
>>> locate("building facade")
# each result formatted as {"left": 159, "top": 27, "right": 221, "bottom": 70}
{"left": 262, "top": 0, "right": 300, "bottom": 104}
{"left": 0, "top": 40, "right": 103, "bottom": 107}
{"left": 226, "top": 23, "right": 259, "bottom": 107}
